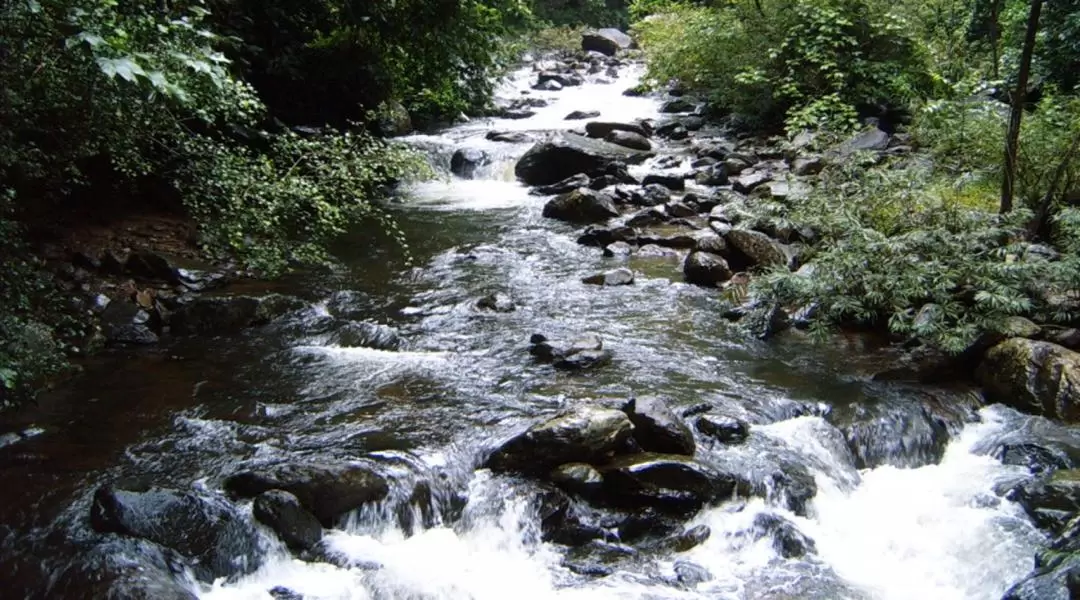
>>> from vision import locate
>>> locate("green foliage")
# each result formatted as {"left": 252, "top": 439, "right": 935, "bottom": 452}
{"left": 633, "top": 0, "right": 931, "bottom": 130}
{"left": 531, "top": 0, "right": 628, "bottom": 27}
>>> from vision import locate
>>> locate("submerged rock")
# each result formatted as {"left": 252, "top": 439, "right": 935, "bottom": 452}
{"left": 90, "top": 485, "right": 262, "bottom": 582}
{"left": 485, "top": 406, "right": 634, "bottom": 473}
{"left": 623, "top": 396, "right": 695, "bottom": 456}
{"left": 224, "top": 463, "right": 390, "bottom": 526}
{"left": 977, "top": 339, "right": 1080, "bottom": 422}
{"left": 582, "top": 268, "right": 635, "bottom": 286}
{"left": 253, "top": 490, "right": 323, "bottom": 552}
{"left": 171, "top": 294, "right": 306, "bottom": 335}
{"left": 751, "top": 512, "right": 816, "bottom": 559}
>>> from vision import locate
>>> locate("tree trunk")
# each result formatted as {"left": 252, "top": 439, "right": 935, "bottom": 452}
{"left": 989, "top": 0, "right": 1001, "bottom": 79}
{"left": 1000, "top": 0, "right": 1044, "bottom": 214}
{"left": 1027, "top": 131, "right": 1080, "bottom": 238}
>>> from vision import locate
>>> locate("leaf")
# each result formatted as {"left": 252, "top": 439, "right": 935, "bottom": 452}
{"left": 96, "top": 57, "right": 146, "bottom": 82}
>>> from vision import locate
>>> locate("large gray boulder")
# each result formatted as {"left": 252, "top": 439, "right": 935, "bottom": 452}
{"left": 224, "top": 463, "right": 389, "bottom": 526}
{"left": 725, "top": 229, "right": 790, "bottom": 270}
{"left": 515, "top": 134, "right": 650, "bottom": 186}
{"left": 977, "top": 338, "right": 1080, "bottom": 422}
{"left": 486, "top": 406, "right": 635, "bottom": 473}
{"left": 542, "top": 188, "right": 620, "bottom": 224}
{"left": 582, "top": 29, "right": 634, "bottom": 56}
{"left": 683, "top": 251, "right": 733, "bottom": 287}
{"left": 605, "top": 130, "right": 652, "bottom": 151}
{"left": 585, "top": 121, "right": 650, "bottom": 139}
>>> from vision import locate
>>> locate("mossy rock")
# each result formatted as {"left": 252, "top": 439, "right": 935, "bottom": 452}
{"left": 976, "top": 338, "right": 1080, "bottom": 422}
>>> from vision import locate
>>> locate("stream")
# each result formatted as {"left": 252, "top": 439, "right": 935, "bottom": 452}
{"left": 0, "top": 57, "right": 1065, "bottom": 600}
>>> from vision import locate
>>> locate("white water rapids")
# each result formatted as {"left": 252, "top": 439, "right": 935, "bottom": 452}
{"left": 194, "top": 61, "right": 1043, "bottom": 600}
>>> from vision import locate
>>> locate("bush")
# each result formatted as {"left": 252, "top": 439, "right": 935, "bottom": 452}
{"left": 532, "top": 0, "right": 628, "bottom": 27}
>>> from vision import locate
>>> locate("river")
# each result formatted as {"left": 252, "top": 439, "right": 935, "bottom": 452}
{"left": 0, "top": 57, "right": 1057, "bottom": 600}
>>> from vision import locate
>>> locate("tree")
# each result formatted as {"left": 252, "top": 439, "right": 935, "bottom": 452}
{"left": 1000, "top": 0, "right": 1043, "bottom": 214}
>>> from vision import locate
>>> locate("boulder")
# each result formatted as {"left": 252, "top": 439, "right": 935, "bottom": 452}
{"left": 665, "top": 524, "right": 712, "bottom": 552}
{"left": 581, "top": 29, "right": 633, "bottom": 56}
{"left": 577, "top": 225, "right": 637, "bottom": 247}
{"left": 327, "top": 321, "right": 402, "bottom": 350}
{"left": 90, "top": 486, "right": 262, "bottom": 582}
{"left": 450, "top": 148, "right": 489, "bottom": 179}
{"left": 751, "top": 513, "right": 816, "bottom": 559}
{"left": 539, "top": 71, "right": 583, "bottom": 87}
{"left": 486, "top": 131, "right": 534, "bottom": 144}
{"left": 683, "top": 252, "right": 733, "bottom": 287}
{"left": 531, "top": 173, "right": 592, "bottom": 196}
{"left": 732, "top": 171, "right": 773, "bottom": 194}
{"left": 655, "top": 122, "right": 689, "bottom": 140}
{"left": 550, "top": 463, "right": 605, "bottom": 497}
{"left": 693, "top": 233, "right": 728, "bottom": 255}
{"left": 642, "top": 173, "right": 685, "bottom": 191}
{"left": 605, "top": 130, "right": 652, "bottom": 151}
{"left": 125, "top": 250, "right": 179, "bottom": 282}
{"left": 660, "top": 99, "right": 696, "bottom": 114}
{"left": 725, "top": 229, "right": 790, "bottom": 270}
{"left": 630, "top": 184, "right": 672, "bottom": 207}
{"left": 171, "top": 294, "right": 306, "bottom": 335}
{"left": 599, "top": 454, "right": 747, "bottom": 515}
{"left": 695, "top": 415, "right": 749, "bottom": 444}
{"left": 542, "top": 188, "right": 620, "bottom": 224}
{"left": 585, "top": 121, "right": 650, "bottom": 139}
{"left": 100, "top": 301, "right": 159, "bottom": 345}
{"left": 835, "top": 128, "right": 891, "bottom": 156}
{"left": 997, "top": 443, "right": 1072, "bottom": 475}
{"left": 976, "top": 339, "right": 1080, "bottom": 422}
{"left": 515, "top": 134, "right": 650, "bottom": 186}
{"left": 1011, "top": 469, "right": 1080, "bottom": 530}
{"left": 694, "top": 165, "right": 729, "bottom": 186}
{"left": 224, "top": 463, "right": 390, "bottom": 526}
{"left": 626, "top": 206, "right": 669, "bottom": 228}
{"left": 566, "top": 110, "right": 601, "bottom": 120}
{"left": 792, "top": 156, "right": 826, "bottom": 176}
{"left": 529, "top": 332, "right": 615, "bottom": 371}
{"left": 623, "top": 396, "right": 695, "bottom": 456}
{"left": 582, "top": 268, "right": 635, "bottom": 286}
{"left": 486, "top": 406, "right": 634, "bottom": 473}
{"left": 253, "top": 490, "right": 323, "bottom": 552}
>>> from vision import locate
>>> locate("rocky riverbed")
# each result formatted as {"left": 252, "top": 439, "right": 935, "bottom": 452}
{"left": 3, "top": 29, "right": 1080, "bottom": 600}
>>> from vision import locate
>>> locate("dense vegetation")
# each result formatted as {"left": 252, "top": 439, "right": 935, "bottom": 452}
{"left": 0, "top": 0, "right": 623, "bottom": 406}
{"left": 633, "top": 0, "right": 1080, "bottom": 353}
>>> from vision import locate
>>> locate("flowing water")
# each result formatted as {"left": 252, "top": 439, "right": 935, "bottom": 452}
{"left": 0, "top": 61, "right": 1059, "bottom": 600}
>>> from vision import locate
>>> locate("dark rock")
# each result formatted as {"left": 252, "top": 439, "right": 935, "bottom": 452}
{"left": 674, "top": 561, "right": 713, "bottom": 586}
{"left": 48, "top": 539, "right": 200, "bottom": 600}
{"left": 577, "top": 225, "right": 637, "bottom": 247}
{"left": 694, "top": 165, "right": 729, "bottom": 186}
{"left": 732, "top": 171, "right": 773, "bottom": 194}
{"left": 327, "top": 321, "right": 402, "bottom": 350}
{"left": 566, "top": 110, "right": 601, "bottom": 120}
{"left": 792, "top": 156, "right": 826, "bottom": 176}
{"left": 693, "top": 233, "right": 728, "bottom": 255}
{"left": 751, "top": 513, "right": 815, "bottom": 558}
{"left": 1044, "top": 328, "right": 1080, "bottom": 351}
{"left": 630, "top": 184, "right": 671, "bottom": 207}
{"left": 100, "top": 300, "right": 159, "bottom": 345}
{"left": 90, "top": 485, "right": 262, "bottom": 582}
{"left": 1002, "top": 555, "right": 1080, "bottom": 600}
{"left": 599, "top": 454, "right": 748, "bottom": 515}
{"left": 100, "top": 250, "right": 126, "bottom": 275}
{"left": 683, "top": 252, "right": 732, "bottom": 287}
{"left": 666, "top": 202, "right": 697, "bottom": 218}
{"left": 476, "top": 293, "right": 516, "bottom": 313}
{"left": 836, "top": 128, "right": 891, "bottom": 156}
{"left": 977, "top": 339, "right": 1080, "bottom": 422}
{"left": 486, "top": 131, "right": 534, "bottom": 144}
{"left": 515, "top": 133, "right": 650, "bottom": 186}
{"left": 624, "top": 396, "right": 696, "bottom": 455}
{"left": 582, "top": 268, "right": 635, "bottom": 286}
{"left": 723, "top": 157, "right": 751, "bottom": 176}
{"left": 581, "top": 29, "right": 633, "bottom": 56}
{"left": 660, "top": 99, "right": 696, "bottom": 114}
{"left": 269, "top": 587, "right": 305, "bottom": 600}
{"left": 551, "top": 463, "right": 605, "bottom": 497}
{"left": 171, "top": 294, "right": 305, "bottom": 335}
{"left": 695, "top": 415, "right": 749, "bottom": 444}
{"left": 539, "top": 71, "right": 583, "bottom": 87}
{"left": 638, "top": 231, "right": 697, "bottom": 249}
{"left": 585, "top": 121, "right": 650, "bottom": 139}
{"left": 680, "top": 116, "right": 705, "bottom": 131}
{"left": 224, "top": 463, "right": 390, "bottom": 526}
{"left": 725, "top": 229, "right": 789, "bottom": 270}
{"left": 450, "top": 148, "right": 489, "bottom": 179}
{"left": 667, "top": 524, "right": 711, "bottom": 552}
{"left": 1012, "top": 469, "right": 1080, "bottom": 529}
{"left": 616, "top": 510, "right": 682, "bottom": 542}
{"left": 997, "top": 443, "right": 1071, "bottom": 475}
{"left": 642, "top": 173, "right": 685, "bottom": 191}
{"left": 626, "top": 206, "right": 669, "bottom": 227}
{"left": 505, "top": 108, "right": 539, "bottom": 118}
{"left": 691, "top": 157, "right": 718, "bottom": 168}
{"left": 655, "top": 121, "right": 689, "bottom": 140}
{"left": 253, "top": 490, "right": 323, "bottom": 552}
{"left": 555, "top": 348, "right": 615, "bottom": 371}
{"left": 605, "top": 130, "right": 652, "bottom": 151}
{"left": 543, "top": 188, "right": 620, "bottom": 224}
{"left": 531, "top": 173, "right": 592, "bottom": 196}
{"left": 486, "top": 406, "right": 634, "bottom": 473}
{"left": 125, "top": 251, "right": 178, "bottom": 282}
{"left": 565, "top": 562, "right": 614, "bottom": 577}
{"left": 533, "top": 79, "right": 563, "bottom": 92}
{"left": 761, "top": 466, "right": 817, "bottom": 516}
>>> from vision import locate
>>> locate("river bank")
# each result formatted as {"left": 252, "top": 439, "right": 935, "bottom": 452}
{"left": 1, "top": 35, "right": 1079, "bottom": 600}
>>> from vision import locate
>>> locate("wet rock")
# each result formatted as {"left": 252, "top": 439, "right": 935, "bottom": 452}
{"left": 486, "top": 406, "right": 634, "bottom": 473}
{"left": 761, "top": 465, "right": 817, "bottom": 516}
{"left": 630, "top": 184, "right": 672, "bottom": 207}
{"left": 639, "top": 230, "right": 697, "bottom": 249}
{"left": 1012, "top": 469, "right": 1080, "bottom": 530}
{"left": 486, "top": 131, "right": 534, "bottom": 144}
{"left": 683, "top": 252, "right": 733, "bottom": 287}
{"left": 1002, "top": 554, "right": 1080, "bottom": 600}
{"left": 642, "top": 173, "right": 685, "bottom": 191}
{"left": 1045, "top": 328, "right": 1080, "bottom": 351}
{"left": 695, "top": 415, "right": 749, "bottom": 444}
{"left": 515, "top": 133, "right": 650, "bottom": 186}
{"left": 603, "top": 241, "right": 634, "bottom": 257}
{"left": 224, "top": 463, "right": 390, "bottom": 526}
{"left": 543, "top": 188, "right": 620, "bottom": 224}
{"left": 626, "top": 206, "right": 669, "bottom": 227}
{"left": 599, "top": 454, "right": 748, "bottom": 515}
{"left": 655, "top": 121, "right": 690, "bottom": 140}
{"left": 694, "top": 165, "right": 729, "bottom": 186}
{"left": 792, "top": 156, "right": 826, "bottom": 176}
{"left": 585, "top": 121, "right": 650, "bottom": 139}
{"left": 269, "top": 587, "right": 305, "bottom": 600}
{"left": 566, "top": 110, "right": 601, "bottom": 120}
{"left": 615, "top": 509, "right": 682, "bottom": 542}
{"left": 253, "top": 490, "right": 323, "bottom": 552}
{"left": 997, "top": 443, "right": 1072, "bottom": 475}
{"left": 725, "top": 229, "right": 790, "bottom": 270}
{"left": 582, "top": 29, "right": 633, "bottom": 56}
{"left": 125, "top": 250, "right": 179, "bottom": 282}
{"left": 693, "top": 233, "right": 728, "bottom": 255}
{"left": 666, "top": 524, "right": 711, "bottom": 552}
{"left": 505, "top": 107, "right": 540, "bottom": 118}
{"left": 90, "top": 485, "right": 262, "bottom": 582}
{"left": 577, "top": 225, "right": 637, "bottom": 247}
{"left": 531, "top": 173, "right": 592, "bottom": 196}
{"left": 674, "top": 560, "right": 713, "bottom": 586}
{"left": 751, "top": 513, "right": 816, "bottom": 558}
{"left": 623, "top": 396, "right": 696, "bottom": 456}
{"left": 49, "top": 539, "right": 200, "bottom": 600}
{"left": 977, "top": 339, "right": 1080, "bottom": 422}
{"left": 539, "top": 71, "right": 583, "bottom": 87}
{"left": 327, "top": 321, "right": 402, "bottom": 350}
{"left": 450, "top": 148, "right": 489, "bottom": 179}
{"left": 476, "top": 293, "right": 516, "bottom": 313}
{"left": 171, "top": 294, "right": 306, "bottom": 335}
{"left": 564, "top": 562, "right": 614, "bottom": 577}
{"left": 605, "top": 130, "right": 652, "bottom": 151}
{"left": 666, "top": 201, "right": 697, "bottom": 218}
{"left": 731, "top": 171, "right": 773, "bottom": 194}
{"left": 100, "top": 301, "right": 159, "bottom": 345}
{"left": 660, "top": 99, "right": 696, "bottom": 114}
{"left": 551, "top": 463, "right": 605, "bottom": 497}
{"left": 582, "top": 268, "right": 635, "bottom": 286}
{"left": 723, "top": 157, "right": 752, "bottom": 176}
